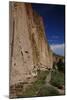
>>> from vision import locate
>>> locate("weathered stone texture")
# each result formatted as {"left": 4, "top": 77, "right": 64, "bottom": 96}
{"left": 10, "top": 2, "right": 53, "bottom": 88}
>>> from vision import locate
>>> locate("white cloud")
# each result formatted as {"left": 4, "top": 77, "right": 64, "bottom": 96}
{"left": 50, "top": 43, "right": 65, "bottom": 56}
{"left": 50, "top": 43, "right": 64, "bottom": 49}
{"left": 48, "top": 40, "right": 53, "bottom": 42}
{"left": 51, "top": 35, "right": 59, "bottom": 39}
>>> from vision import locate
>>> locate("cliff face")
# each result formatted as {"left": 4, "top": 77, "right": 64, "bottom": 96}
{"left": 10, "top": 2, "right": 53, "bottom": 87}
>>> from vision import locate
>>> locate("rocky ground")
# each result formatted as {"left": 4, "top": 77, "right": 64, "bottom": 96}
{"left": 10, "top": 64, "right": 65, "bottom": 98}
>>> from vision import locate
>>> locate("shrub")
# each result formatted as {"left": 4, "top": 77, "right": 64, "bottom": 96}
{"left": 57, "top": 59, "right": 65, "bottom": 73}
{"left": 37, "top": 85, "right": 60, "bottom": 96}
{"left": 50, "top": 70, "right": 64, "bottom": 89}
{"left": 37, "top": 70, "right": 49, "bottom": 80}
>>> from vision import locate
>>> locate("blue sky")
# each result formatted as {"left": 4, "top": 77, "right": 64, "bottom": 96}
{"left": 32, "top": 3, "right": 65, "bottom": 56}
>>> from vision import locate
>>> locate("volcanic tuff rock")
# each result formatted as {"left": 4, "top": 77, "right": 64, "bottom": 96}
{"left": 10, "top": 2, "right": 53, "bottom": 86}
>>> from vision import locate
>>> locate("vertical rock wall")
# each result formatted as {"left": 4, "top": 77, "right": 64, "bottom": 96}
{"left": 10, "top": 2, "right": 53, "bottom": 87}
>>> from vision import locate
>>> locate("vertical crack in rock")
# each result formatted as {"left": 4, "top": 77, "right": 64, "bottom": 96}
{"left": 11, "top": 20, "right": 15, "bottom": 58}
{"left": 25, "top": 4, "right": 39, "bottom": 67}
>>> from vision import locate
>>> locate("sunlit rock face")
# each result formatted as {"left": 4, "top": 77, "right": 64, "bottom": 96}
{"left": 10, "top": 2, "right": 53, "bottom": 87}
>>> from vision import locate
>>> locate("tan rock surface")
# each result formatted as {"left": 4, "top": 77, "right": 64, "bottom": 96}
{"left": 9, "top": 2, "right": 53, "bottom": 86}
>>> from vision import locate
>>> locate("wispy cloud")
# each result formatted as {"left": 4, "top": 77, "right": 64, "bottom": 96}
{"left": 48, "top": 40, "right": 53, "bottom": 42}
{"left": 51, "top": 35, "right": 59, "bottom": 39}
{"left": 50, "top": 43, "right": 65, "bottom": 56}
